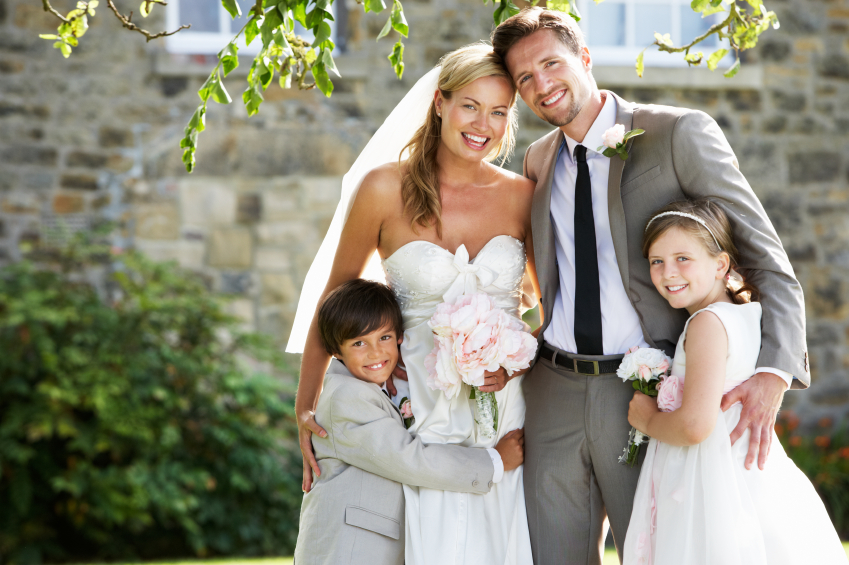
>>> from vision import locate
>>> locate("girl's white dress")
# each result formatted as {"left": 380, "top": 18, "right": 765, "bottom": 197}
{"left": 382, "top": 235, "right": 533, "bottom": 565}
{"left": 623, "top": 301, "right": 847, "bottom": 565}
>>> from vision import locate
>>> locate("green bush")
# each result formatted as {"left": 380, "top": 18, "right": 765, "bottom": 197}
{"left": 0, "top": 238, "right": 302, "bottom": 564}
{"left": 776, "top": 412, "right": 849, "bottom": 540}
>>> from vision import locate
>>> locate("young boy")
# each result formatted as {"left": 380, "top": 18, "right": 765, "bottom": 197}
{"left": 294, "top": 279, "right": 524, "bottom": 565}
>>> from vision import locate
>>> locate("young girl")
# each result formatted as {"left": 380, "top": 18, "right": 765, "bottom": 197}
{"left": 622, "top": 200, "right": 847, "bottom": 565}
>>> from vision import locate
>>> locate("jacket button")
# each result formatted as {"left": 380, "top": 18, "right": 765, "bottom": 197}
{"left": 472, "top": 480, "right": 479, "bottom": 487}
{"left": 488, "top": 481, "right": 493, "bottom": 488}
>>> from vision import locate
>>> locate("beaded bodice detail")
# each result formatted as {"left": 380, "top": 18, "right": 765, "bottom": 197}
{"left": 381, "top": 235, "right": 527, "bottom": 329}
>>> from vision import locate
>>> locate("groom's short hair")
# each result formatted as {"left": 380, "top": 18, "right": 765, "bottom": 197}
{"left": 491, "top": 7, "right": 585, "bottom": 62}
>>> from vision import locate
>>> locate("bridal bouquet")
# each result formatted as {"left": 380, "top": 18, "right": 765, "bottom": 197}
{"left": 424, "top": 293, "right": 538, "bottom": 439}
{"left": 616, "top": 346, "right": 673, "bottom": 466}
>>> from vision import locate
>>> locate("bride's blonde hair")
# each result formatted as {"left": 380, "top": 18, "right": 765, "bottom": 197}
{"left": 400, "top": 43, "right": 518, "bottom": 237}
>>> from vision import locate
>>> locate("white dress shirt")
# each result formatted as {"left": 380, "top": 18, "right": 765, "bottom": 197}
{"left": 543, "top": 94, "right": 650, "bottom": 355}
{"left": 540, "top": 94, "right": 794, "bottom": 387}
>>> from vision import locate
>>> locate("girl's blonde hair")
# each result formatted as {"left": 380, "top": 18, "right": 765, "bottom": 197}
{"left": 642, "top": 199, "right": 759, "bottom": 304}
{"left": 400, "top": 43, "right": 519, "bottom": 237}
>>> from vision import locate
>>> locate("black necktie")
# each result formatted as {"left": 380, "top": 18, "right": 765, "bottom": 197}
{"left": 573, "top": 145, "right": 604, "bottom": 355}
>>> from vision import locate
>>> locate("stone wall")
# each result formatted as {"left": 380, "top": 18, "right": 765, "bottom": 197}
{"left": 0, "top": 0, "right": 847, "bottom": 424}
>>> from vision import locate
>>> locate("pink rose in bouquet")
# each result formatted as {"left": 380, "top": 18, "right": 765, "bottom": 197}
{"left": 425, "top": 292, "right": 538, "bottom": 438}
{"left": 656, "top": 375, "right": 683, "bottom": 412}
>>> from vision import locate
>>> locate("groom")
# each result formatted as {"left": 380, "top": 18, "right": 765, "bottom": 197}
{"left": 492, "top": 8, "right": 809, "bottom": 564}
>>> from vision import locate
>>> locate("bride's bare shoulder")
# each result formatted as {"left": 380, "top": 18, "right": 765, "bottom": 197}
{"left": 490, "top": 163, "right": 536, "bottom": 201}
{"left": 355, "top": 162, "right": 405, "bottom": 205}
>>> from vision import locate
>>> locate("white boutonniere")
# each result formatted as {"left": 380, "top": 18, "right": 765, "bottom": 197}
{"left": 597, "top": 124, "right": 645, "bottom": 161}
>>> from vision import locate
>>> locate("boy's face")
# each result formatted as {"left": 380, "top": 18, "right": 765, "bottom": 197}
{"left": 336, "top": 324, "right": 402, "bottom": 385}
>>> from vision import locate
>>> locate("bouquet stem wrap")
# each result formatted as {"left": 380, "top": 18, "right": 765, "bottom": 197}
{"left": 471, "top": 387, "right": 498, "bottom": 439}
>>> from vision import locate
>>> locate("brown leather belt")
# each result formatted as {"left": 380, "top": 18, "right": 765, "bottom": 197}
{"left": 539, "top": 343, "right": 624, "bottom": 376}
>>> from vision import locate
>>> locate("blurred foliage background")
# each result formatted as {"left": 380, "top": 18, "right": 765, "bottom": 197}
{"left": 0, "top": 232, "right": 303, "bottom": 564}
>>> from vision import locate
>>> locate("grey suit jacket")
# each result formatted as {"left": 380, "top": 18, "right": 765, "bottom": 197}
{"left": 294, "top": 360, "right": 495, "bottom": 565}
{"left": 524, "top": 90, "right": 809, "bottom": 388}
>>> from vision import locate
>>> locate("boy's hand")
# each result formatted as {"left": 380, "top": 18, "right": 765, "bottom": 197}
{"left": 495, "top": 428, "right": 524, "bottom": 472}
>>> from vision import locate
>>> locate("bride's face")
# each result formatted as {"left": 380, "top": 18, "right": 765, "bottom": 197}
{"left": 434, "top": 75, "right": 514, "bottom": 163}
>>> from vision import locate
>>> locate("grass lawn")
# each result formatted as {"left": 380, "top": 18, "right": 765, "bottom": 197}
{"left": 86, "top": 543, "right": 849, "bottom": 565}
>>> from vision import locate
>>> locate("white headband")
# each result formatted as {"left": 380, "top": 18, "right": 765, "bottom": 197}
{"left": 645, "top": 211, "right": 722, "bottom": 251}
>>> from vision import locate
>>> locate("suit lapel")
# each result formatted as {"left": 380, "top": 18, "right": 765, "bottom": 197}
{"left": 605, "top": 91, "right": 634, "bottom": 295}
{"left": 531, "top": 132, "right": 564, "bottom": 334}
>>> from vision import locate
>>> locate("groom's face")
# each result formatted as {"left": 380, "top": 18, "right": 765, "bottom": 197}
{"left": 504, "top": 29, "right": 594, "bottom": 128}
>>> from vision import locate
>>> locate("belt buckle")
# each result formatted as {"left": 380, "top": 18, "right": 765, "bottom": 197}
{"left": 576, "top": 359, "right": 600, "bottom": 376}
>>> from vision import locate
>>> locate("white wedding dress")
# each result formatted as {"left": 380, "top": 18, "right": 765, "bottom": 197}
{"left": 382, "top": 234, "right": 534, "bottom": 565}
{"left": 623, "top": 302, "right": 848, "bottom": 565}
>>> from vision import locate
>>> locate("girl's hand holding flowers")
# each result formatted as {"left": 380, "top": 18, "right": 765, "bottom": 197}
{"left": 628, "top": 391, "right": 660, "bottom": 433}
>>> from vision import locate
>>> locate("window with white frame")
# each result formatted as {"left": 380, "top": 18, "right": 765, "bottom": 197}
{"left": 165, "top": 0, "right": 342, "bottom": 55}
{"left": 578, "top": 0, "right": 728, "bottom": 67}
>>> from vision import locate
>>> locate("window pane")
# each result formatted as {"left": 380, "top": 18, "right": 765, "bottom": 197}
{"left": 680, "top": 6, "right": 719, "bottom": 47}
{"left": 634, "top": 4, "right": 672, "bottom": 47}
{"left": 179, "top": 0, "right": 220, "bottom": 32}
{"left": 587, "top": 3, "right": 625, "bottom": 47}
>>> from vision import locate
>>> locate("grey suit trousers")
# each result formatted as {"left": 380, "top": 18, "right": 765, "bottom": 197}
{"left": 523, "top": 355, "right": 644, "bottom": 565}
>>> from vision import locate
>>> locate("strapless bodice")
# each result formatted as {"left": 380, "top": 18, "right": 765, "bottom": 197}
{"left": 381, "top": 235, "right": 526, "bottom": 329}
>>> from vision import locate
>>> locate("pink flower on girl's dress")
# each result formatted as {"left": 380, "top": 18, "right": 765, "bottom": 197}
{"left": 657, "top": 375, "right": 683, "bottom": 412}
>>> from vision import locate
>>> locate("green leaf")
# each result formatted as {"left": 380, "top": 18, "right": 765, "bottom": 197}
{"left": 182, "top": 148, "right": 195, "bottom": 172}
{"left": 617, "top": 148, "right": 628, "bottom": 161}
{"left": 39, "top": 34, "right": 60, "bottom": 40}
{"left": 257, "top": 57, "right": 274, "bottom": 88}
{"left": 245, "top": 16, "right": 260, "bottom": 45}
{"left": 312, "top": 21, "right": 333, "bottom": 47}
{"left": 140, "top": 0, "right": 151, "bottom": 17}
{"left": 602, "top": 147, "right": 617, "bottom": 158}
{"left": 623, "top": 128, "right": 645, "bottom": 141}
{"left": 316, "top": 0, "right": 332, "bottom": 14}
{"left": 723, "top": 58, "right": 741, "bottom": 78}
{"left": 745, "top": 0, "right": 761, "bottom": 8}
{"left": 493, "top": 0, "right": 520, "bottom": 25}
{"left": 55, "top": 41, "right": 72, "bottom": 58}
{"left": 313, "top": 62, "right": 334, "bottom": 97}
{"left": 548, "top": 0, "right": 580, "bottom": 21}
{"left": 701, "top": 3, "right": 725, "bottom": 16}
{"left": 690, "top": 0, "right": 709, "bottom": 11}
{"left": 261, "top": 6, "right": 284, "bottom": 45}
{"left": 706, "top": 48, "right": 728, "bottom": 70}
{"left": 279, "top": 69, "right": 293, "bottom": 89}
{"left": 10, "top": 469, "right": 33, "bottom": 514}
{"left": 321, "top": 48, "right": 341, "bottom": 77}
{"left": 187, "top": 107, "right": 206, "bottom": 132}
{"left": 218, "top": 43, "right": 239, "bottom": 76}
{"left": 377, "top": 16, "right": 393, "bottom": 40}
{"left": 242, "top": 83, "right": 264, "bottom": 116}
{"left": 391, "top": 1, "right": 408, "bottom": 37}
{"left": 388, "top": 39, "right": 404, "bottom": 79}
{"left": 635, "top": 49, "right": 645, "bottom": 77}
{"left": 198, "top": 74, "right": 216, "bottom": 102}
{"left": 292, "top": 2, "right": 308, "bottom": 26}
{"left": 684, "top": 51, "right": 704, "bottom": 65}
{"left": 364, "top": 0, "right": 386, "bottom": 13}
{"left": 221, "top": 0, "right": 241, "bottom": 19}
{"left": 87, "top": 0, "right": 98, "bottom": 16}
{"left": 210, "top": 78, "right": 232, "bottom": 104}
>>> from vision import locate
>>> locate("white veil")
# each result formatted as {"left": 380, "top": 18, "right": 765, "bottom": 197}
{"left": 285, "top": 67, "right": 441, "bottom": 353}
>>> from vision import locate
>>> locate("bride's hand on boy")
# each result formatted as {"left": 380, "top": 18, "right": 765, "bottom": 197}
{"left": 722, "top": 371, "right": 787, "bottom": 471}
{"left": 628, "top": 391, "right": 658, "bottom": 432}
{"left": 298, "top": 409, "right": 327, "bottom": 493}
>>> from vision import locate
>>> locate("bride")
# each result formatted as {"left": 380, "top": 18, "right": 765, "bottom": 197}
{"left": 288, "top": 43, "right": 538, "bottom": 564}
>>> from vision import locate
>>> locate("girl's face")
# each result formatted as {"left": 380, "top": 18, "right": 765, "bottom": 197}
{"left": 435, "top": 75, "right": 514, "bottom": 163}
{"left": 647, "top": 226, "right": 730, "bottom": 315}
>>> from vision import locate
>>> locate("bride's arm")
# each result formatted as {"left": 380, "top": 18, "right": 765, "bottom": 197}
{"left": 296, "top": 167, "right": 398, "bottom": 492}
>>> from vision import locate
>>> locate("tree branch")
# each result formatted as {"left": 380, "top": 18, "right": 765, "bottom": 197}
{"left": 41, "top": 0, "right": 69, "bottom": 22}
{"left": 655, "top": 5, "right": 737, "bottom": 54}
{"left": 105, "top": 0, "right": 190, "bottom": 41}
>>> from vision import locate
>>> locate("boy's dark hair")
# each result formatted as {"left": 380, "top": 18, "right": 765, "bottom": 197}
{"left": 491, "top": 7, "right": 585, "bottom": 63}
{"left": 317, "top": 279, "right": 404, "bottom": 356}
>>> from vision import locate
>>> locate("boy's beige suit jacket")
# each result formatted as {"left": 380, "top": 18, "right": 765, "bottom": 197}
{"left": 294, "top": 360, "right": 495, "bottom": 565}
